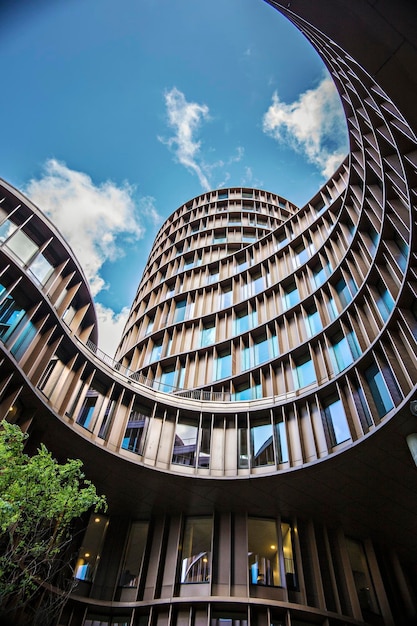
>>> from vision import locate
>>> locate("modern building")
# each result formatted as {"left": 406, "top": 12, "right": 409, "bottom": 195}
{"left": 1, "top": 1, "right": 417, "bottom": 626}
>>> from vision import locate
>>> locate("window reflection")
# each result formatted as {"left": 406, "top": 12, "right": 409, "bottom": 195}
{"left": 346, "top": 537, "right": 379, "bottom": 615}
{"left": 250, "top": 419, "right": 274, "bottom": 467}
{"left": 172, "top": 419, "right": 198, "bottom": 466}
{"left": 180, "top": 517, "right": 212, "bottom": 583}
{"left": 118, "top": 521, "right": 148, "bottom": 590}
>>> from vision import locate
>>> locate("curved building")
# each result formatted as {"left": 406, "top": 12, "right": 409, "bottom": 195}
{"left": 1, "top": 2, "right": 417, "bottom": 626}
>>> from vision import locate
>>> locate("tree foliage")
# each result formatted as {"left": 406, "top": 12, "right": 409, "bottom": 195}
{"left": 0, "top": 420, "right": 107, "bottom": 625}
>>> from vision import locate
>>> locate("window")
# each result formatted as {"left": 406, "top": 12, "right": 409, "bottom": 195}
{"left": 172, "top": 418, "right": 198, "bottom": 466}
{"left": 118, "top": 521, "right": 149, "bottom": 589}
{"left": 149, "top": 338, "right": 163, "bottom": 363}
{"left": 322, "top": 396, "right": 350, "bottom": 446}
{"left": 180, "top": 517, "right": 212, "bottom": 583}
{"left": 335, "top": 278, "right": 352, "bottom": 308}
{"left": 215, "top": 347, "right": 232, "bottom": 380}
{"left": 392, "top": 235, "right": 408, "bottom": 271}
{"left": 74, "top": 514, "right": 108, "bottom": 582}
{"left": 238, "top": 417, "right": 249, "bottom": 468}
{"left": 305, "top": 305, "right": 322, "bottom": 338}
{"left": 375, "top": 281, "right": 394, "bottom": 322}
{"left": 251, "top": 418, "right": 274, "bottom": 466}
{"left": 253, "top": 334, "right": 270, "bottom": 365}
{"left": 174, "top": 299, "right": 187, "bottom": 323}
{"left": 233, "top": 381, "right": 262, "bottom": 401}
{"left": 364, "top": 362, "right": 394, "bottom": 417}
{"left": 30, "top": 253, "right": 54, "bottom": 285}
{"left": 201, "top": 321, "right": 216, "bottom": 347}
{"left": 213, "top": 230, "right": 227, "bottom": 244}
{"left": 221, "top": 286, "right": 233, "bottom": 309}
{"left": 248, "top": 518, "right": 280, "bottom": 586}
{"left": 234, "top": 308, "right": 256, "bottom": 335}
{"left": 282, "top": 522, "right": 297, "bottom": 590}
{"left": 0, "top": 293, "right": 25, "bottom": 341}
{"left": 329, "top": 329, "right": 361, "bottom": 373}
{"left": 275, "top": 418, "right": 288, "bottom": 463}
{"left": 156, "top": 366, "right": 176, "bottom": 392}
{"left": 251, "top": 272, "right": 264, "bottom": 295}
{"left": 327, "top": 295, "right": 338, "bottom": 320}
{"left": 76, "top": 389, "right": 99, "bottom": 430}
{"left": 199, "top": 415, "right": 211, "bottom": 468}
{"left": 282, "top": 282, "right": 299, "bottom": 311}
{"left": 208, "top": 266, "right": 219, "bottom": 284}
{"left": 122, "top": 406, "right": 149, "bottom": 454}
{"left": 145, "top": 317, "right": 154, "bottom": 335}
{"left": 6, "top": 229, "right": 38, "bottom": 265}
{"left": 346, "top": 537, "right": 379, "bottom": 614}
{"left": 312, "top": 262, "right": 329, "bottom": 288}
{"left": 218, "top": 190, "right": 228, "bottom": 199}
{"left": 293, "top": 353, "right": 316, "bottom": 389}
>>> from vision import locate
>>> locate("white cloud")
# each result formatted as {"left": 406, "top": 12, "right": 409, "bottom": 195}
{"left": 24, "top": 159, "right": 162, "bottom": 352}
{"left": 262, "top": 75, "right": 348, "bottom": 177}
{"left": 159, "top": 87, "right": 211, "bottom": 190}
{"left": 95, "top": 303, "right": 130, "bottom": 356}
{"left": 24, "top": 159, "right": 160, "bottom": 297}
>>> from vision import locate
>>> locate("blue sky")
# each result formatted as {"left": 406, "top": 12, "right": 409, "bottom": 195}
{"left": 0, "top": 0, "right": 348, "bottom": 354}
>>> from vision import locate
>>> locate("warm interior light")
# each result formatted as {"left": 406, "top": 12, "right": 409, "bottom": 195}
{"left": 94, "top": 517, "right": 101, "bottom": 523}
{"left": 202, "top": 557, "right": 208, "bottom": 563}
{"left": 84, "top": 553, "right": 90, "bottom": 558}
{"left": 270, "top": 545, "right": 276, "bottom": 550}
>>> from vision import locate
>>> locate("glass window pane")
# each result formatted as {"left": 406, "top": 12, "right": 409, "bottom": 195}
{"left": 122, "top": 407, "right": 149, "bottom": 454}
{"left": 172, "top": 419, "right": 198, "bottom": 466}
{"left": 293, "top": 354, "right": 316, "bottom": 389}
{"left": 282, "top": 522, "right": 297, "bottom": 590}
{"left": 180, "top": 517, "right": 212, "bottom": 583}
{"left": 6, "top": 229, "right": 38, "bottom": 264}
{"left": 119, "top": 522, "right": 149, "bottom": 588}
{"left": 251, "top": 420, "right": 274, "bottom": 466}
{"left": 74, "top": 515, "right": 108, "bottom": 582}
{"left": 364, "top": 362, "right": 394, "bottom": 417}
{"left": 30, "top": 253, "right": 54, "bottom": 284}
{"left": 248, "top": 518, "right": 280, "bottom": 586}
{"left": 323, "top": 397, "right": 350, "bottom": 445}
{"left": 346, "top": 537, "right": 380, "bottom": 614}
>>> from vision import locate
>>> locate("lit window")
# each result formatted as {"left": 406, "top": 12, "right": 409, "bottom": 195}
{"left": 74, "top": 514, "right": 108, "bottom": 582}
{"left": 248, "top": 518, "right": 280, "bottom": 586}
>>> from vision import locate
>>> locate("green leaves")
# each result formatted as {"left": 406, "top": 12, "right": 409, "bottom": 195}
{"left": 0, "top": 420, "right": 107, "bottom": 621}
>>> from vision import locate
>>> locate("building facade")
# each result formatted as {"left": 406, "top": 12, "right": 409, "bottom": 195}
{"left": 1, "top": 1, "right": 417, "bottom": 626}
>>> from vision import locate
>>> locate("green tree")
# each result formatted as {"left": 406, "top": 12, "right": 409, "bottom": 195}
{"left": 0, "top": 420, "right": 107, "bottom": 625}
